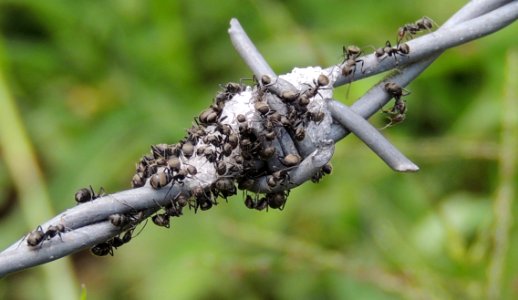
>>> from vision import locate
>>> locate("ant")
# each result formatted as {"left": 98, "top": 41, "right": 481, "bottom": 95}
{"left": 91, "top": 230, "right": 133, "bottom": 256}
{"left": 26, "top": 224, "right": 67, "bottom": 247}
{"left": 266, "top": 169, "right": 291, "bottom": 189}
{"left": 26, "top": 226, "right": 45, "bottom": 247}
{"left": 91, "top": 222, "right": 144, "bottom": 256}
{"left": 375, "top": 41, "right": 410, "bottom": 63}
{"left": 311, "top": 163, "right": 333, "bottom": 183}
{"left": 266, "top": 191, "right": 289, "bottom": 210}
{"left": 341, "top": 45, "right": 365, "bottom": 98}
{"left": 397, "top": 16, "right": 436, "bottom": 44}
{"left": 341, "top": 45, "right": 364, "bottom": 76}
{"left": 384, "top": 82, "right": 410, "bottom": 99}
{"left": 381, "top": 82, "right": 410, "bottom": 129}
{"left": 75, "top": 185, "right": 104, "bottom": 204}
{"left": 301, "top": 74, "right": 329, "bottom": 100}
{"left": 152, "top": 213, "right": 170, "bottom": 228}
{"left": 381, "top": 98, "right": 407, "bottom": 129}
{"left": 91, "top": 242, "right": 114, "bottom": 256}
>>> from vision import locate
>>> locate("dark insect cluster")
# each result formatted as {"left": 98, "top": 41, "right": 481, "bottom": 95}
{"left": 362, "top": 18, "right": 433, "bottom": 128}
{"left": 130, "top": 73, "right": 333, "bottom": 225}
{"left": 70, "top": 24, "right": 429, "bottom": 257}
{"left": 79, "top": 71, "right": 334, "bottom": 257}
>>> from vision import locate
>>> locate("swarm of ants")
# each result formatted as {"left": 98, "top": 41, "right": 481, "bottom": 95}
{"left": 24, "top": 16, "right": 435, "bottom": 256}
{"left": 339, "top": 16, "right": 436, "bottom": 128}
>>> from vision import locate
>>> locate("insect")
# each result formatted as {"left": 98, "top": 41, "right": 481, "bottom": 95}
{"left": 375, "top": 41, "right": 409, "bottom": 63}
{"left": 175, "top": 193, "right": 189, "bottom": 208}
{"left": 259, "top": 145, "right": 276, "bottom": 160}
{"left": 300, "top": 74, "right": 329, "bottom": 104}
{"left": 198, "top": 108, "right": 220, "bottom": 124}
{"left": 255, "top": 100, "right": 271, "bottom": 116}
{"left": 236, "top": 114, "right": 247, "bottom": 123}
{"left": 244, "top": 194, "right": 256, "bottom": 209}
{"left": 149, "top": 169, "right": 172, "bottom": 189}
{"left": 255, "top": 197, "right": 268, "bottom": 211}
{"left": 397, "top": 16, "right": 435, "bottom": 44}
{"left": 181, "top": 142, "right": 194, "bottom": 158}
{"left": 311, "top": 163, "right": 333, "bottom": 183}
{"left": 382, "top": 98, "right": 407, "bottom": 129}
{"left": 91, "top": 229, "right": 136, "bottom": 256}
{"left": 26, "top": 224, "right": 67, "bottom": 247}
{"left": 75, "top": 185, "right": 103, "bottom": 203}
{"left": 309, "top": 111, "right": 325, "bottom": 123}
{"left": 384, "top": 82, "right": 410, "bottom": 99}
{"left": 167, "top": 156, "right": 182, "bottom": 172}
{"left": 280, "top": 90, "right": 299, "bottom": 103}
{"left": 280, "top": 154, "right": 301, "bottom": 167}
{"left": 109, "top": 214, "right": 131, "bottom": 227}
{"left": 26, "top": 226, "right": 46, "bottom": 247}
{"left": 131, "top": 172, "right": 146, "bottom": 188}
{"left": 152, "top": 213, "right": 170, "bottom": 228}
{"left": 45, "top": 224, "right": 66, "bottom": 240}
{"left": 266, "top": 169, "right": 291, "bottom": 189}
{"left": 260, "top": 74, "right": 272, "bottom": 86}
{"left": 151, "top": 143, "right": 170, "bottom": 159}
{"left": 212, "top": 178, "right": 237, "bottom": 199}
{"left": 266, "top": 192, "right": 288, "bottom": 210}
{"left": 91, "top": 242, "right": 114, "bottom": 256}
{"left": 341, "top": 45, "right": 364, "bottom": 76}
{"left": 381, "top": 82, "right": 410, "bottom": 129}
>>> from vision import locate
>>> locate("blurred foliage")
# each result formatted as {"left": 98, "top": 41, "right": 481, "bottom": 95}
{"left": 0, "top": 0, "right": 517, "bottom": 299}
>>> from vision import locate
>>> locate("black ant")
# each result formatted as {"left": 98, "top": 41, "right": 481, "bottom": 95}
{"left": 26, "top": 226, "right": 45, "bottom": 247}
{"left": 397, "top": 16, "right": 436, "bottom": 44}
{"left": 91, "top": 224, "right": 143, "bottom": 256}
{"left": 341, "top": 45, "right": 365, "bottom": 98}
{"left": 341, "top": 45, "right": 364, "bottom": 76}
{"left": 300, "top": 74, "right": 329, "bottom": 100}
{"left": 266, "top": 169, "right": 291, "bottom": 189}
{"left": 311, "top": 163, "right": 333, "bottom": 183}
{"left": 381, "top": 98, "right": 407, "bottom": 129}
{"left": 91, "top": 242, "right": 114, "bottom": 256}
{"left": 381, "top": 82, "right": 410, "bottom": 129}
{"left": 26, "top": 224, "right": 67, "bottom": 247}
{"left": 375, "top": 41, "right": 409, "bottom": 63}
{"left": 384, "top": 82, "right": 410, "bottom": 99}
{"left": 152, "top": 213, "right": 171, "bottom": 228}
{"left": 75, "top": 185, "right": 104, "bottom": 203}
{"left": 266, "top": 191, "right": 289, "bottom": 210}
{"left": 91, "top": 230, "right": 133, "bottom": 256}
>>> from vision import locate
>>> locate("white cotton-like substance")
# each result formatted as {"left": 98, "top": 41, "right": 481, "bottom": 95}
{"left": 280, "top": 67, "right": 334, "bottom": 145}
{"left": 218, "top": 88, "right": 255, "bottom": 127}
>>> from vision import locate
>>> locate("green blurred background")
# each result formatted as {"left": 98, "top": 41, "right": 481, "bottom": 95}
{"left": 0, "top": 0, "right": 517, "bottom": 299}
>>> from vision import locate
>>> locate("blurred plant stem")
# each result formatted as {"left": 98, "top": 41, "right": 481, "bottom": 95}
{"left": 487, "top": 48, "right": 518, "bottom": 300}
{"left": 0, "top": 46, "right": 78, "bottom": 298}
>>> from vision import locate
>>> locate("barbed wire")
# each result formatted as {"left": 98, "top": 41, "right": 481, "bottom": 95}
{"left": 0, "top": 0, "right": 516, "bottom": 277}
